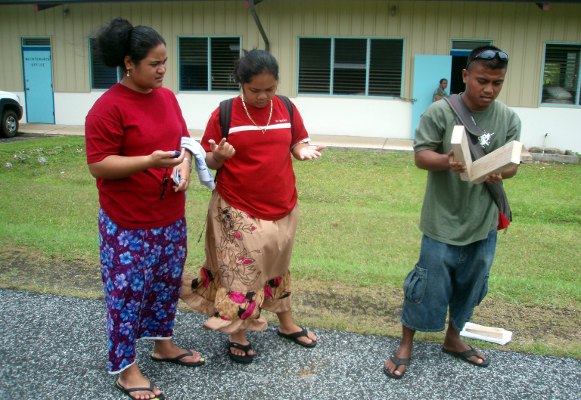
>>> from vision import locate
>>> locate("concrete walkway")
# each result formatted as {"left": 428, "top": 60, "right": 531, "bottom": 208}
{"left": 1, "top": 289, "right": 579, "bottom": 400}
{"left": 17, "top": 123, "right": 538, "bottom": 161}
{"left": 17, "top": 123, "right": 414, "bottom": 152}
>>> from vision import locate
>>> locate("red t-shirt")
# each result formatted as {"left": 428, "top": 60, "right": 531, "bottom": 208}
{"left": 85, "top": 84, "right": 189, "bottom": 229}
{"left": 202, "top": 96, "right": 309, "bottom": 221}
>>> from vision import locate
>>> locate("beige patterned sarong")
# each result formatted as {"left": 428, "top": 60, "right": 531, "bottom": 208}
{"left": 181, "top": 191, "right": 298, "bottom": 333}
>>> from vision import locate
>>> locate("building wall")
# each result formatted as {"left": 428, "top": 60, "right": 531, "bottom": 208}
{"left": 0, "top": 1, "right": 580, "bottom": 151}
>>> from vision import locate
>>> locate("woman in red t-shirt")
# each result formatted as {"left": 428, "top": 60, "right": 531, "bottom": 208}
{"left": 181, "top": 49, "right": 325, "bottom": 364}
{"left": 85, "top": 18, "right": 204, "bottom": 400}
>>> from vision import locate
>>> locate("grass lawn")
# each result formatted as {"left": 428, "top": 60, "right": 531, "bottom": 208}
{"left": 0, "top": 135, "right": 579, "bottom": 357}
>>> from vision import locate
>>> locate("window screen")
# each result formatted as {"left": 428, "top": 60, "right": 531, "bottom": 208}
{"left": 179, "top": 37, "right": 240, "bottom": 91}
{"left": 298, "top": 38, "right": 331, "bottom": 94}
{"left": 298, "top": 37, "right": 403, "bottom": 97}
{"left": 542, "top": 44, "right": 580, "bottom": 106}
{"left": 89, "top": 38, "right": 118, "bottom": 90}
{"left": 22, "top": 38, "right": 50, "bottom": 46}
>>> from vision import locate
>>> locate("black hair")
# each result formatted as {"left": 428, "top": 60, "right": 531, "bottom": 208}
{"left": 95, "top": 17, "right": 166, "bottom": 72}
{"left": 233, "top": 49, "right": 279, "bottom": 85}
{"left": 439, "top": 78, "right": 448, "bottom": 84}
{"left": 466, "top": 45, "right": 508, "bottom": 70}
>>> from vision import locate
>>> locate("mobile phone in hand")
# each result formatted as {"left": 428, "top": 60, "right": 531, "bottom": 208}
{"left": 171, "top": 150, "right": 181, "bottom": 158}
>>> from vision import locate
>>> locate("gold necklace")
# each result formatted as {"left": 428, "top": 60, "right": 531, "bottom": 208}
{"left": 240, "top": 95, "right": 273, "bottom": 134}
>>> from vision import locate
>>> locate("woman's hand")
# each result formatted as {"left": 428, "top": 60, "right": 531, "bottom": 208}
{"left": 88, "top": 149, "right": 185, "bottom": 180}
{"left": 149, "top": 149, "right": 185, "bottom": 169}
{"left": 207, "top": 138, "right": 236, "bottom": 169}
{"left": 293, "top": 144, "right": 326, "bottom": 160}
{"left": 173, "top": 154, "right": 192, "bottom": 192}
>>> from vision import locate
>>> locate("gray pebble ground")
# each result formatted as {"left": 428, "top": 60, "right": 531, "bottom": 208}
{"left": 1, "top": 289, "right": 579, "bottom": 400}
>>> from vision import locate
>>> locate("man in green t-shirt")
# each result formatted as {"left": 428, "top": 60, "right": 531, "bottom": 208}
{"left": 384, "top": 46, "right": 521, "bottom": 379}
{"left": 432, "top": 78, "right": 448, "bottom": 102}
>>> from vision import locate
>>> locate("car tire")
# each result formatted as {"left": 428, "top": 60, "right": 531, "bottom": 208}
{"left": 1, "top": 109, "right": 19, "bottom": 138}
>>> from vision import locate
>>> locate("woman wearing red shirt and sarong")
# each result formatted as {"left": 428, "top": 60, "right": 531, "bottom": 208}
{"left": 181, "top": 49, "right": 325, "bottom": 364}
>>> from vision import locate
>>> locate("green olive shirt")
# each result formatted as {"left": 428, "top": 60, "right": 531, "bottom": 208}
{"left": 413, "top": 99, "right": 521, "bottom": 246}
{"left": 432, "top": 87, "right": 448, "bottom": 102}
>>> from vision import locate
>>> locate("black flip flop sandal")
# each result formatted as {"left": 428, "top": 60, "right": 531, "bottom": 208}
{"left": 277, "top": 327, "right": 317, "bottom": 348}
{"left": 442, "top": 345, "right": 490, "bottom": 367}
{"left": 151, "top": 349, "right": 205, "bottom": 367}
{"left": 115, "top": 378, "right": 165, "bottom": 400}
{"left": 227, "top": 340, "right": 254, "bottom": 364}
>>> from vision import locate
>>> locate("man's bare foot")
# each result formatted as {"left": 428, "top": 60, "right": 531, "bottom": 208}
{"left": 441, "top": 343, "right": 489, "bottom": 367}
{"left": 384, "top": 345, "right": 412, "bottom": 379}
{"left": 443, "top": 324, "right": 489, "bottom": 366}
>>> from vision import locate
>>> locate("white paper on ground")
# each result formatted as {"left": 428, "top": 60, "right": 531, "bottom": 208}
{"left": 460, "top": 322, "right": 513, "bottom": 345}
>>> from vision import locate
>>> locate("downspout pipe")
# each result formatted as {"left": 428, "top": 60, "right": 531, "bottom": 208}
{"left": 246, "top": 0, "right": 270, "bottom": 51}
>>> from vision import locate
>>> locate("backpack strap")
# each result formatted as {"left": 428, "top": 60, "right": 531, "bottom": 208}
{"left": 219, "top": 97, "right": 235, "bottom": 140}
{"left": 277, "top": 95, "right": 294, "bottom": 126}
{"left": 443, "top": 94, "right": 512, "bottom": 226}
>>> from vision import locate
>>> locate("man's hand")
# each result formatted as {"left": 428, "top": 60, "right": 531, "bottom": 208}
{"left": 448, "top": 150, "right": 466, "bottom": 174}
{"left": 484, "top": 173, "right": 503, "bottom": 184}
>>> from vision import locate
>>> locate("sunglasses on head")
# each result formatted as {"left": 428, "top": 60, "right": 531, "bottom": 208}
{"left": 466, "top": 50, "right": 509, "bottom": 68}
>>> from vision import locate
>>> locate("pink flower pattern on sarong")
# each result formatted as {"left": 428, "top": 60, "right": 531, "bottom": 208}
{"left": 186, "top": 202, "right": 292, "bottom": 324}
{"left": 215, "top": 205, "right": 261, "bottom": 289}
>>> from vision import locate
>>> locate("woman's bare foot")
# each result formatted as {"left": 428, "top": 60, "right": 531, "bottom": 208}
{"left": 151, "top": 338, "right": 204, "bottom": 365}
{"left": 277, "top": 310, "right": 317, "bottom": 346}
{"left": 115, "top": 364, "right": 162, "bottom": 400}
{"left": 277, "top": 324, "right": 317, "bottom": 346}
{"left": 228, "top": 330, "right": 255, "bottom": 357}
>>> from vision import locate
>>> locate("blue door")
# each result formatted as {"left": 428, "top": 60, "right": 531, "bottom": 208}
{"left": 411, "top": 55, "right": 452, "bottom": 138}
{"left": 22, "top": 42, "right": 55, "bottom": 123}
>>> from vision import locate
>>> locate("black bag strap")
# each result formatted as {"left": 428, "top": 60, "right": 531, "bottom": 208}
{"left": 219, "top": 98, "right": 235, "bottom": 139}
{"left": 443, "top": 94, "right": 484, "bottom": 137}
{"left": 443, "top": 94, "right": 512, "bottom": 222}
{"left": 219, "top": 95, "right": 294, "bottom": 140}
{"left": 277, "top": 95, "right": 294, "bottom": 126}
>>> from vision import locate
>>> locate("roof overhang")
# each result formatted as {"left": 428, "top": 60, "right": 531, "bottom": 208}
{"left": 1, "top": 0, "right": 579, "bottom": 11}
{"left": 1, "top": 0, "right": 580, "bottom": 3}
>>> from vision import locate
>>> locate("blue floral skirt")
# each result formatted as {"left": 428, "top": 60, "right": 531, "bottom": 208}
{"left": 98, "top": 209, "right": 187, "bottom": 373}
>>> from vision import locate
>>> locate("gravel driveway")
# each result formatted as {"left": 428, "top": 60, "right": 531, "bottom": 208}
{"left": 0, "top": 289, "right": 579, "bottom": 399}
